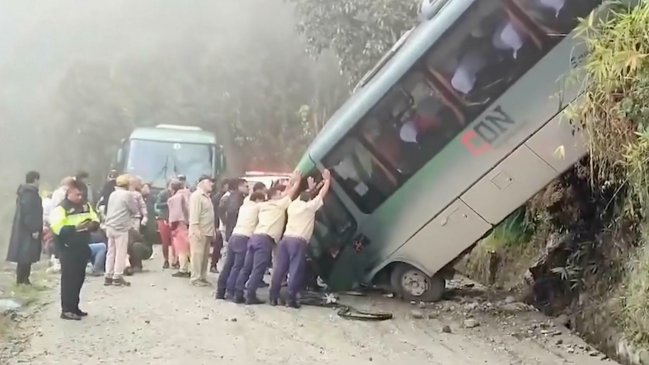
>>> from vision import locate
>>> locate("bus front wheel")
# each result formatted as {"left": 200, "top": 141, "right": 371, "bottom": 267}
{"left": 390, "top": 263, "right": 445, "bottom": 302}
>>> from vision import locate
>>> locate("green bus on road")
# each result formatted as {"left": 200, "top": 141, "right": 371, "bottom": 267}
{"left": 115, "top": 124, "right": 226, "bottom": 190}
{"left": 296, "top": 0, "right": 604, "bottom": 302}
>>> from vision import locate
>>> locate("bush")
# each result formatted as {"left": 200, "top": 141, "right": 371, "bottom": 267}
{"left": 572, "top": 1, "right": 649, "bottom": 346}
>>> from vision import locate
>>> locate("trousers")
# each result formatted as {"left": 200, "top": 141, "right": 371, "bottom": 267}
{"left": 157, "top": 220, "right": 176, "bottom": 264}
{"left": 235, "top": 234, "right": 273, "bottom": 300}
{"left": 189, "top": 233, "right": 211, "bottom": 282}
{"left": 88, "top": 243, "right": 106, "bottom": 272}
{"left": 60, "top": 245, "right": 90, "bottom": 313}
{"left": 216, "top": 234, "right": 249, "bottom": 297}
{"left": 105, "top": 227, "right": 129, "bottom": 279}
{"left": 16, "top": 262, "right": 32, "bottom": 284}
{"left": 210, "top": 231, "right": 223, "bottom": 269}
{"left": 269, "top": 236, "right": 308, "bottom": 302}
{"left": 172, "top": 223, "right": 190, "bottom": 273}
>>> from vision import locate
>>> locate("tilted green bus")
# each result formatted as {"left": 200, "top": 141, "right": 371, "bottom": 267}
{"left": 296, "top": 0, "right": 605, "bottom": 301}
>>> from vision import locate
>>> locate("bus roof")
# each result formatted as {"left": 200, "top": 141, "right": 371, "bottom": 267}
{"left": 301, "top": 0, "right": 470, "bottom": 164}
{"left": 129, "top": 126, "right": 217, "bottom": 144}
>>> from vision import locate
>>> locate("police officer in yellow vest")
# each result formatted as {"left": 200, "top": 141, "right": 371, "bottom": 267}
{"left": 50, "top": 180, "right": 100, "bottom": 320}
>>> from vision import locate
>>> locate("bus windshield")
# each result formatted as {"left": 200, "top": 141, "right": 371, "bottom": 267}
{"left": 126, "top": 139, "right": 214, "bottom": 188}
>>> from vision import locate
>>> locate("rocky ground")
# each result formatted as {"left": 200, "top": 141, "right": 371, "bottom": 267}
{"left": 0, "top": 248, "right": 620, "bottom": 365}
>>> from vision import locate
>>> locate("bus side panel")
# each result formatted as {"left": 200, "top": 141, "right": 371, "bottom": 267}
{"left": 381, "top": 199, "right": 491, "bottom": 278}
{"left": 460, "top": 145, "right": 558, "bottom": 224}
{"left": 525, "top": 114, "right": 588, "bottom": 174}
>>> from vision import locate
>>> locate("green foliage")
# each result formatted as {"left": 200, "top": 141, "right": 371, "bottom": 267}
{"left": 624, "top": 226, "right": 649, "bottom": 346}
{"left": 571, "top": 1, "right": 649, "bottom": 212}
{"left": 288, "top": 0, "right": 419, "bottom": 84}
{"left": 483, "top": 209, "right": 535, "bottom": 250}
{"left": 571, "top": 1, "right": 649, "bottom": 346}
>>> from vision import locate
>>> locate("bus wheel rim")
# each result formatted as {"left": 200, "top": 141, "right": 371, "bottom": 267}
{"left": 401, "top": 270, "right": 428, "bottom": 297}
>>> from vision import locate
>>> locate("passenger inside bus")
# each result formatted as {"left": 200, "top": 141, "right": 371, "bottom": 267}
{"left": 513, "top": 0, "right": 602, "bottom": 39}
{"left": 327, "top": 138, "right": 396, "bottom": 211}
{"left": 431, "top": 2, "right": 543, "bottom": 108}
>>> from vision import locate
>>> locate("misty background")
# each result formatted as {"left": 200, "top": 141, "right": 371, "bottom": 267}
{"left": 0, "top": 0, "right": 354, "bottom": 252}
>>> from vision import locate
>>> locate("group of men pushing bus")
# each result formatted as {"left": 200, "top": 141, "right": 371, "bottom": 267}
{"left": 215, "top": 170, "right": 331, "bottom": 307}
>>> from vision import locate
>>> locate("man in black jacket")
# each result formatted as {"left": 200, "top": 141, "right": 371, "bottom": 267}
{"left": 224, "top": 178, "right": 248, "bottom": 242}
{"left": 6, "top": 171, "right": 43, "bottom": 285}
{"left": 49, "top": 180, "right": 100, "bottom": 320}
{"left": 210, "top": 180, "right": 229, "bottom": 273}
{"left": 97, "top": 170, "right": 118, "bottom": 216}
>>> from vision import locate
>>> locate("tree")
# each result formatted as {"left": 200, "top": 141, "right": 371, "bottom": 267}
{"left": 288, "top": 0, "right": 420, "bottom": 85}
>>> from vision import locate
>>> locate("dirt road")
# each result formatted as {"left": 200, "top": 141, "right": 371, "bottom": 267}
{"left": 4, "top": 250, "right": 618, "bottom": 365}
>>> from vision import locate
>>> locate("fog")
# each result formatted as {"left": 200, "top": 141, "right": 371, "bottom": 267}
{"left": 0, "top": 1, "right": 347, "bottom": 250}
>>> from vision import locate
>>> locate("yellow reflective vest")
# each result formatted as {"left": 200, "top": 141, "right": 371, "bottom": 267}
{"left": 50, "top": 201, "right": 99, "bottom": 236}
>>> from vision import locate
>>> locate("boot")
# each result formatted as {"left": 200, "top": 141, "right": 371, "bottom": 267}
{"left": 162, "top": 261, "right": 170, "bottom": 269}
{"left": 286, "top": 300, "right": 301, "bottom": 309}
{"left": 245, "top": 296, "right": 265, "bottom": 305}
{"left": 104, "top": 277, "right": 113, "bottom": 286}
{"left": 233, "top": 293, "right": 245, "bottom": 304}
{"left": 112, "top": 277, "right": 131, "bottom": 287}
{"left": 60, "top": 312, "right": 81, "bottom": 321}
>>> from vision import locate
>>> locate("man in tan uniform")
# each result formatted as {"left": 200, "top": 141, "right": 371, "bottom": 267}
{"left": 188, "top": 175, "right": 215, "bottom": 286}
{"left": 234, "top": 172, "right": 301, "bottom": 304}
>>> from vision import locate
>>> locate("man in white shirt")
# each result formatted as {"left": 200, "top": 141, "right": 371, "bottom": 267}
{"left": 234, "top": 172, "right": 301, "bottom": 305}
{"left": 215, "top": 191, "right": 266, "bottom": 300}
{"left": 269, "top": 170, "right": 331, "bottom": 308}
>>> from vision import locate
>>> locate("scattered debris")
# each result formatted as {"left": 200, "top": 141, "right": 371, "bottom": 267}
{"left": 410, "top": 310, "right": 424, "bottom": 319}
{"left": 442, "top": 325, "right": 452, "bottom": 334}
{"left": 0, "top": 298, "right": 22, "bottom": 314}
{"left": 463, "top": 319, "right": 480, "bottom": 329}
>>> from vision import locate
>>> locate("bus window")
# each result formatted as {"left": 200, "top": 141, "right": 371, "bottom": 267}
{"left": 426, "top": 0, "right": 545, "bottom": 113}
{"left": 324, "top": 137, "right": 399, "bottom": 213}
{"left": 359, "top": 71, "right": 465, "bottom": 178}
{"left": 513, "top": 0, "right": 602, "bottom": 41}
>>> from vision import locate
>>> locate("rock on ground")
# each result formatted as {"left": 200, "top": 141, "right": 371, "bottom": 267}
{"left": 4, "top": 248, "right": 620, "bottom": 365}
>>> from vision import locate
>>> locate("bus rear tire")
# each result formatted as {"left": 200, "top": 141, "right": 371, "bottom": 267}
{"left": 390, "top": 263, "right": 445, "bottom": 302}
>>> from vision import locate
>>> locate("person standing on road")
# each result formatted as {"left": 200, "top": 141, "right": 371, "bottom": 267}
{"left": 169, "top": 179, "right": 191, "bottom": 278}
{"left": 97, "top": 170, "right": 118, "bottom": 217}
{"left": 104, "top": 175, "right": 139, "bottom": 287}
{"left": 129, "top": 176, "right": 148, "bottom": 232}
{"left": 209, "top": 180, "right": 229, "bottom": 273}
{"left": 74, "top": 171, "right": 91, "bottom": 205}
{"left": 7, "top": 171, "right": 43, "bottom": 285}
{"left": 234, "top": 172, "right": 301, "bottom": 305}
{"left": 49, "top": 180, "right": 100, "bottom": 320}
{"left": 188, "top": 175, "right": 215, "bottom": 286}
{"left": 155, "top": 180, "right": 176, "bottom": 269}
{"left": 48, "top": 176, "right": 74, "bottom": 272}
{"left": 223, "top": 178, "right": 248, "bottom": 242}
{"left": 215, "top": 190, "right": 266, "bottom": 300}
{"left": 269, "top": 170, "right": 331, "bottom": 308}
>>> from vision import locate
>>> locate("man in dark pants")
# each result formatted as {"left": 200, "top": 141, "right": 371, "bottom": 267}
{"left": 209, "top": 180, "right": 229, "bottom": 273}
{"left": 234, "top": 173, "right": 300, "bottom": 305}
{"left": 50, "top": 181, "right": 100, "bottom": 320}
{"left": 270, "top": 170, "right": 331, "bottom": 308}
{"left": 216, "top": 191, "right": 266, "bottom": 300}
{"left": 6, "top": 171, "right": 43, "bottom": 285}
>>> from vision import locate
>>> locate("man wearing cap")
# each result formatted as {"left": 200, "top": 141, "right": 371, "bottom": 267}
{"left": 234, "top": 172, "right": 301, "bottom": 305}
{"left": 103, "top": 174, "right": 139, "bottom": 287}
{"left": 188, "top": 175, "right": 215, "bottom": 286}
